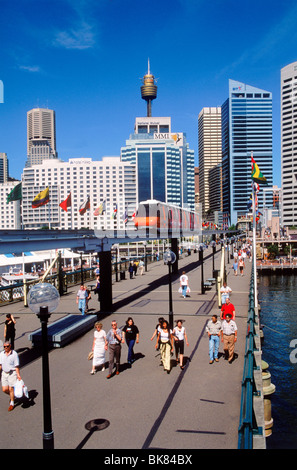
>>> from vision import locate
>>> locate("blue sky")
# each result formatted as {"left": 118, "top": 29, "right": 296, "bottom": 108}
{"left": 1, "top": 0, "right": 297, "bottom": 187}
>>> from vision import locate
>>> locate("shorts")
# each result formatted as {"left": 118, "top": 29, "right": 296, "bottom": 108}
{"left": 1, "top": 370, "right": 17, "bottom": 388}
{"left": 174, "top": 339, "right": 184, "bottom": 355}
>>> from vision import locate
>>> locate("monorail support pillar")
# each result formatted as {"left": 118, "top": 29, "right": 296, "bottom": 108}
{"left": 98, "top": 250, "right": 113, "bottom": 313}
{"left": 171, "top": 238, "right": 179, "bottom": 274}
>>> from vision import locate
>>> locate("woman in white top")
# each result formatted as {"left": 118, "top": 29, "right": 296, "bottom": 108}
{"left": 91, "top": 322, "right": 106, "bottom": 374}
{"left": 173, "top": 320, "right": 189, "bottom": 369}
{"left": 155, "top": 320, "right": 173, "bottom": 374}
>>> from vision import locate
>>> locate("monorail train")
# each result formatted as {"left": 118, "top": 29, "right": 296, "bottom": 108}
{"left": 133, "top": 200, "right": 201, "bottom": 237}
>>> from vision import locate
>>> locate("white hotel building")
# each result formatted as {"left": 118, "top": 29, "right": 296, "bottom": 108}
{"left": 0, "top": 181, "right": 22, "bottom": 229}
{"left": 21, "top": 157, "right": 136, "bottom": 230}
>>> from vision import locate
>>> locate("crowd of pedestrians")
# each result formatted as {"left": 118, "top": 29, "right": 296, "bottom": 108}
{"left": 0, "top": 241, "right": 248, "bottom": 414}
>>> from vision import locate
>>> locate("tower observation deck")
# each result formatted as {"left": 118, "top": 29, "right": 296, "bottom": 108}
{"left": 140, "top": 60, "right": 158, "bottom": 117}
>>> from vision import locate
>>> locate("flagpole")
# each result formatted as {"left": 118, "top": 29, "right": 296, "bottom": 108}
{"left": 252, "top": 162, "right": 258, "bottom": 309}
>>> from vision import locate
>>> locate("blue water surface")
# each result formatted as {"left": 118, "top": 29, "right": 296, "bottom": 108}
{"left": 258, "top": 274, "right": 297, "bottom": 449}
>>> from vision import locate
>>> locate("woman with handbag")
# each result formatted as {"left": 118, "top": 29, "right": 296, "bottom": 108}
{"left": 90, "top": 322, "right": 106, "bottom": 374}
{"left": 155, "top": 320, "right": 173, "bottom": 374}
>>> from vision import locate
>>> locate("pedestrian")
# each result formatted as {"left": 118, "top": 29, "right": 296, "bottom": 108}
{"left": 133, "top": 260, "right": 138, "bottom": 276}
{"left": 179, "top": 270, "right": 189, "bottom": 298}
{"left": 220, "top": 281, "right": 232, "bottom": 305}
{"left": 76, "top": 284, "right": 88, "bottom": 315}
{"left": 128, "top": 263, "right": 134, "bottom": 279}
{"left": 0, "top": 342, "right": 22, "bottom": 411}
{"left": 220, "top": 297, "right": 236, "bottom": 320}
{"left": 150, "top": 317, "right": 165, "bottom": 350}
{"left": 206, "top": 315, "right": 222, "bottom": 364}
{"left": 90, "top": 322, "right": 106, "bottom": 374}
{"left": 155, "top": 320, "right": 173, "bottom": 374}
{"left": 173, "top": 320, "right": 189, "bottom": 369}
{"left": 138, "top": 259, "right": 144, "bottom": 275}
{"left": 4, "top": 314, "right": 16, "bottom": 351}
{"left": 232, "top": 260, "right": 238, "bottom": 276}
{"left": 94, "top": 275, "right": 100, "bottom": 302}
{"left": 85, "top": 287, "right": 92, "bottom": 312}
{"left": 221, "top": 314, "right": 238, "bottom": 363}
{"left": 122, "top": 317, "right": 139, "bottom": 366}
{"left": 239, "top": 257, "right": 245, "bottom": 276}
{"left": 105, "top": 320, "right": 123, "bottom": 378}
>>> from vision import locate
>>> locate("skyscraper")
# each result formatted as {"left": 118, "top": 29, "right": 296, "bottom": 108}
{"left": 221, "top": 79, "right": 273, "bottom": 226}
{"left": 0, "top": 153, "right": 9, "bottom": 183}
{"left": 198, "top": 107, "right": 222, "bottom": 218}
{"left": 26, "top": 108, "right": 57, "bottom": 167}
{"left": 121, "top": 67, "right": 195, "bottom": 210}
{"left": 281, "top": 61, "right": 297, "bottom": 226}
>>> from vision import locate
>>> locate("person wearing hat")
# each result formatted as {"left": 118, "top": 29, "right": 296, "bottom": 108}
{"left": 221, "top": 314, "right": 238, "bottom": 363}
{"left": 173, "top": 320, "right": 189, "bottom": 370}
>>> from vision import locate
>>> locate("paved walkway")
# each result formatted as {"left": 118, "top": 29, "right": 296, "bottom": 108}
{"left": 0, "top": 247, "right": 252, "bottom": 450}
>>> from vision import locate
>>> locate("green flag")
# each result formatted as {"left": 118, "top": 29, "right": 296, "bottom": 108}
{"left": 7, "top": 182, "right": 22, "bottom": 203}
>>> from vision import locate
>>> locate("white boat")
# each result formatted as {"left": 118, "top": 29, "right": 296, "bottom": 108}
{"left": 0, "top": 270, "right": 39, "bottom": 287}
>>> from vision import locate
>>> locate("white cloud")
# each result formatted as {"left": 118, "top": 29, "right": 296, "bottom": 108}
{"left": 19, "top": 65, "right": 41, "bottom": 73}
{"left": 53, "top": 20, "right": 96, "bottom": 50}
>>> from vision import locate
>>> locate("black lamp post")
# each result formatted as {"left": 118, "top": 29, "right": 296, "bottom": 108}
{"left": 198, "top": 243, "right": 205, "bottom": 295}
{"left": 164, "top": 249, "right": 176, "bottom": 330}
{"left": 28, "top": 283, "right": 60, "bottom": 450}
{"left": 210, "top": 240, "right": 216, "bottom": 272}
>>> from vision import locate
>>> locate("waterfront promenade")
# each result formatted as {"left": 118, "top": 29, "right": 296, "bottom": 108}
{"left": 0, "top": 248, "right": 254, "bottom": 450}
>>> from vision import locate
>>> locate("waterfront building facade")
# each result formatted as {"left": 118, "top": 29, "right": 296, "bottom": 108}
{"left": 281, "top": 61, "right": 297, "bottom": 226}
{"left": 121, "top": 116, "right": 195, "bottom": 210}
{"left": 198, "top": 107, "right": 222, "bottom": 218}
{"left": 0, "top": 181, "right": 21, "bottom": 229}
{"left": 221, "top": 79, "right": 273, "bottom": 226}
{"left": 26, "top": 108, "right": 57, "bottom": 167}
{"left": 21, "top": 157, "right": 136, "bottom": 230}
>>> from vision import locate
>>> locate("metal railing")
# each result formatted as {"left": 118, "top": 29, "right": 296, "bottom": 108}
{"left": 0, "top": 253, "right": 159, "bottom": 306}
{"left": 237, "top": 263, "right": 263, "bottom": 448}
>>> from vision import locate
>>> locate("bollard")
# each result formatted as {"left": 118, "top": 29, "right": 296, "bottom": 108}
{"left": 262, "top": 361, "right": 276, "bottom": 437}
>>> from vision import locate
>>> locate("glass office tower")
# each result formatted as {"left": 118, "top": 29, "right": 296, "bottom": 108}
{"left": 121, "top": 117, "right": 195, "bottom": 210}
{"left": 221, "top": 79, "right": 273, "bottom": 226}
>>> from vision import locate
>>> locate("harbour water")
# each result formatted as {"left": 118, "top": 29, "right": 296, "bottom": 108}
{"left": 258, "top": 274, "right": 297, "bottom": 449}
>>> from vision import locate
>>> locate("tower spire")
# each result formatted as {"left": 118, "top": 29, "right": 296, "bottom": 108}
{"left": 140, "top": 60, "right": 158, "bottom": 117}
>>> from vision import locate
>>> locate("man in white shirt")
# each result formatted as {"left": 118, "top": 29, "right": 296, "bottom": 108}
{"left": 220, "top": 281, "right": 232, "bottom": 305}
{"left": 179, "top": 271, "right": 189, "bottom": 298}
{"left": 0, "top": 342, "right": 22, "bottom": 411}
{"left": 221, "top": 314, "right": 238, "bottom": 363}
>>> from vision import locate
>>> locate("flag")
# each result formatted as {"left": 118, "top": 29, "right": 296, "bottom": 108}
{"left": 122, "top": 210, "right": 128, "bottom": 224}
{"left": 59, "top": 192, "right": 71, "bottom": 212}
{"left": 111, "top": 203, "right": 117, "bottom": 219}
{"left": 7, "top": 182, "right": 22, "bottom": 203}
{"left": 251, "top": 156, "right": 267, "bottom": 184}
{"left": 94, "top": 200, "right": 106, "bottom": 216}
{"left": 79, "top": 196, "right": 90, "bottom": 215}
{"left": 131, "top": 209, "right": 136, "bottom": 220}
{"left": 32, "top": 187, "right": 50, "bottom": 208}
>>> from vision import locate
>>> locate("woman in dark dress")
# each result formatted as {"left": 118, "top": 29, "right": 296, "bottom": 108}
{"left": 4, "top": 314, "right": 16, "bottom": 350}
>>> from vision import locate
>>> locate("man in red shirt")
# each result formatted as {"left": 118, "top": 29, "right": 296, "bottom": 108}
{"left": 220, "top": 297, "right": 236, "bottom": 320}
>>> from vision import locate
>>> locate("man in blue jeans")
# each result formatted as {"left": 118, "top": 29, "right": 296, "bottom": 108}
{"left": 206, "top": 315, "right": 222, "bottom": 364}
{"left": 76, "top": 285, "right": 88, "bottom": 315}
